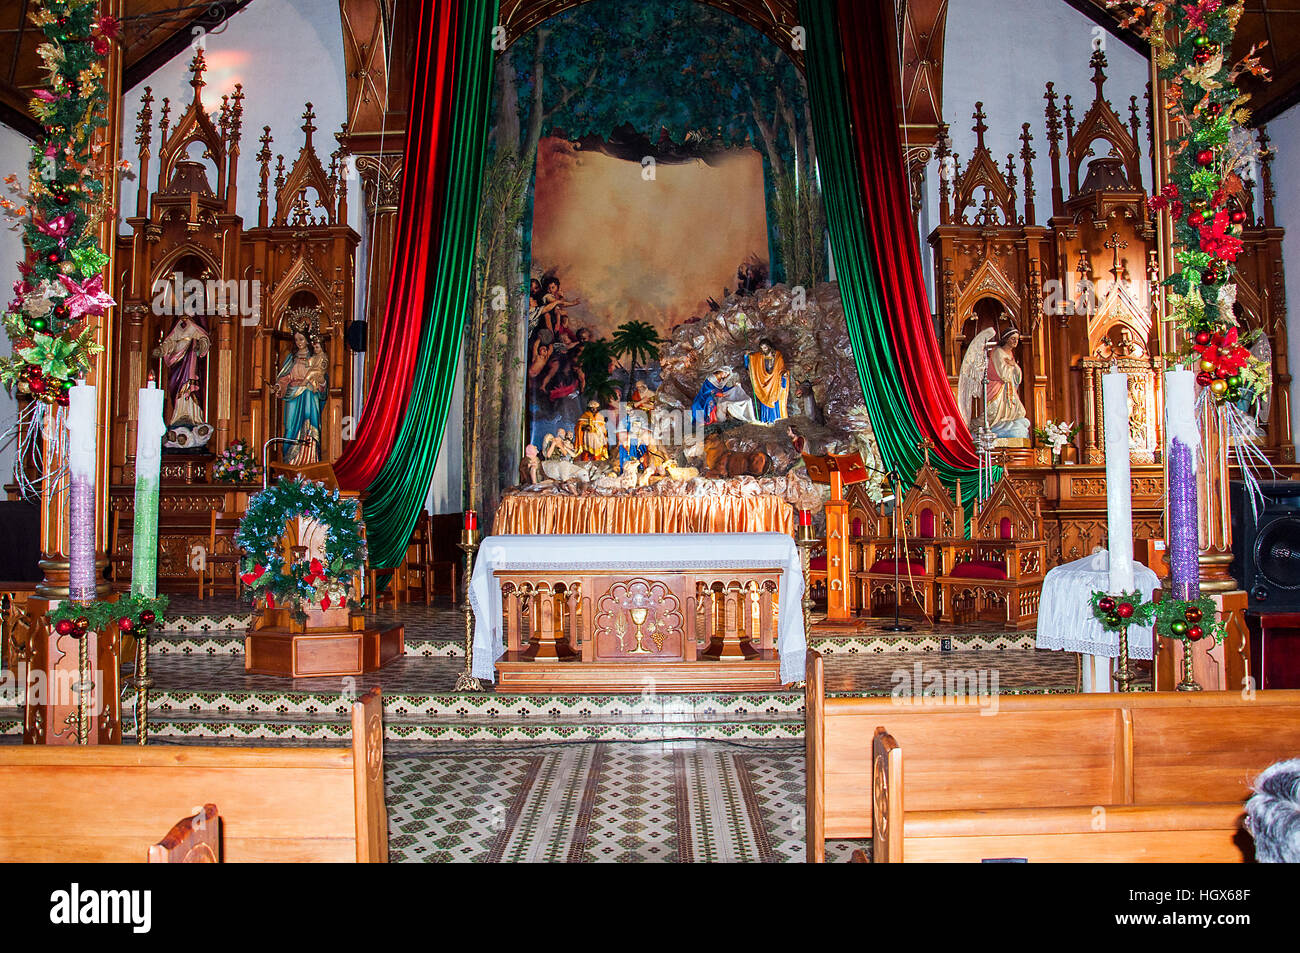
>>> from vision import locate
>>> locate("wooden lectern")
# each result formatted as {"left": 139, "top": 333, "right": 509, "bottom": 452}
{"left": 803, "top": 452, "right": 869, "bottom": 624}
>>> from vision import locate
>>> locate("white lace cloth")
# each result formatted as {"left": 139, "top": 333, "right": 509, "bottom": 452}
{"left": 1037, "top": 551, "right": 1160, "bottom": 658}
{"left": 468, "top": 533, "right": 807, "bottom": 683}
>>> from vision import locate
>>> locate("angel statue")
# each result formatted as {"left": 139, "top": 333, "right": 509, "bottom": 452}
{"left": 957, "top": 326, "right": 1030, "bottom": 439}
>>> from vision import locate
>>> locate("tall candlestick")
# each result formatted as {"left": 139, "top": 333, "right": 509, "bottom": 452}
{"left": 1165, "top": 368, "right": 1200, "bottom": 601}
{"left": 132, "top": 380, "right": 166, "bottom": 598}
{"left": 67, "top": 382, "right": 98, "bottom": 602}
{"left": 1101, "top": 368, "right": 1134, "bottom": 593}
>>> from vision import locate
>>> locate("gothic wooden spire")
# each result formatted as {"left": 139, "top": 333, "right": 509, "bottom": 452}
{"left": 135, "top": 87, "right": 153, "bottom": 217}
{"left": 1044, "top": 82, "right": 1064, "bottom": 215}
{"left": 188, "top": 49, "right": 207, "bottom": 104}
{"left": 1020, "top": 122, "right": 1037, "bottom": 226}
{"left": 257, "top": 126, "right": 273, "bottom": 228}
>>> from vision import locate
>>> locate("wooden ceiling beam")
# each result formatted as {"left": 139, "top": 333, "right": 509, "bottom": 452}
{"left": 122, "top": 0, "right": 254, "bottom": 90}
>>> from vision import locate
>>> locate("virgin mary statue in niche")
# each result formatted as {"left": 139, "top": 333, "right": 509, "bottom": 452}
{"left": 275, "top": 310, "right": 328, "bottom": 465}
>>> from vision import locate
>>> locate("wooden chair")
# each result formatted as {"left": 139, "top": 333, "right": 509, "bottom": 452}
{"left": 859, "top": 455, "right": 962, "bottom": 619}
{"left": 403, "top": 511, "right": 458, "bottom": 605}
{"left": 364, "top": 523, "right": 406, "bottom": 608}
{"left": 938, "top": 472, "right": 1046, "bottom": 629}
{"left": 148, "top": 804, "right": 221, "bottom": 863}
{"left": 844, "top": 483, "right": 886, "bottom": 615}
{"left": 197, "top": 511, "right": 243, "bottom": 601}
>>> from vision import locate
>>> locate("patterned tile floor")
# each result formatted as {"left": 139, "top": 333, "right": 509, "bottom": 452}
{"left": 382, "top": 740, "right": 862, "bottom": 862}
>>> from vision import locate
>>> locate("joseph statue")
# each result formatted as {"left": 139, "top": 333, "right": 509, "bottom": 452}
{"left": 745, "top": 338, "right": 789, "bottom": 423}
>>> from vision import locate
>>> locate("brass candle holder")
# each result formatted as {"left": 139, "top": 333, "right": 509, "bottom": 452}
{"left": 454, "top": 522, "right": 483, "bottom": 693}
{"left": 1176, "top": 638, "right": 1203, "bottom": 691}
{"left": 1112, "top": 626, "right": 1135, "bottom": 693}
{"left": 134, "top": 629, "right": 153, "bottom": 743}
{"left": 75, "top": 628, "right": 90, "bottom": 745}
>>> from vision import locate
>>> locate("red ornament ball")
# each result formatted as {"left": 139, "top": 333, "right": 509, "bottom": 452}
{"left": 140, "top": 610, "right": 156, "bottom": 624}
{"left": 1188, "top": 210, "right": 1205, "bottom": 227}
{"left": 1185, "top": 606, "right": 1203, "bottom": 623}
{"left": 1195, "top": 371, "right": 1213, "bottom": 387}
{"left": 1196, "top": 149, "right": 1215, "bottom": 166}
{"left": 1194, "top": 331, "right": 1213, "bottom": 346}
{"left": 117, "top": 616, "right": 134, "bottom": 632}
{"left": 73, "top": 616, "right": 89, "bottom": 632}
{"left": 55, "top": 393, "right": 69, "bottom": 407}
{"left": 1230, "top": 210, "right": 1247, "bottom": 225}
{"left": 54, "top": 618, "right": 74, "bottom": 636}
{"left": 28, "top": 376, "right": 46, "bottom": 394}
{"left": 1187, "top": 625, "right": 1205, "bottom": 641}
{"left": 1117, "top": 603, "right": 1135, "bottom": 619}
{"left": 1098, "top": 596, "right": 1116, "bottom": 613}
{"left": 46, "top": 252, "right": 60, "bottom": 263}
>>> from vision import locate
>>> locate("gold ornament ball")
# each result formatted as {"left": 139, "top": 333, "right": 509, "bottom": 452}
{"left": 1210, "top": 379, "right": 1228, "bottom": 397}
{"left": 59, "top": 261, "right": 77, "bottom": 275}
{"left": 1199, "top": 359, "right": 1217, "bottom": 373}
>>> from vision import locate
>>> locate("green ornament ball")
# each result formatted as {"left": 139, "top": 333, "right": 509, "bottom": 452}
{"left": 30, "top": 317, "right": 48, "bottom": 332}
{"left": 1194, "top": 35, "right": 1211, "bottom": 48}
{"left": 1227, "top": 375, "right": 1242, "bottom": 389}
{"left": 1171, "top": 620, "right": 1189, "bottom": 636}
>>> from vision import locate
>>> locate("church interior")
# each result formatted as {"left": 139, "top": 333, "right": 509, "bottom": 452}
{"left": 1, "top": 0, "right": 1299, "bottom": 874}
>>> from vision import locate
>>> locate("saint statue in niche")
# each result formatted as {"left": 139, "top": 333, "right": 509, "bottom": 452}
{"left": 957, "top": 326, "right": 1031, "bottom": 439}
{"left": 158, "top": 315, "right": 210, "bottom": 427}
{"left": 745, "top": 338, "right": 789, "bottom": 423}
{"left": 275, "top": 311, "right": 329, "bottom": 465}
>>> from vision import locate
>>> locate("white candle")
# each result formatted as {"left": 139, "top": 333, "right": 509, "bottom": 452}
{"left": 66, "top": 382, "right": 98, "bottom": 601}
{"left": 1102, "top": 368, "right": 1134, "bottom": 593}
{"left": 132, "top": 380, "right": 166, "bottom": 598}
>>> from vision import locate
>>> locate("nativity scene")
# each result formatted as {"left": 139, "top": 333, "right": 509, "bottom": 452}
{"left": 0, "top": 0, "right": 1297, "bottom": 881}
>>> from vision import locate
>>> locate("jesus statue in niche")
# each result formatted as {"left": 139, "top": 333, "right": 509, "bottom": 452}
{"left": 746, "top": 338, "right": 789, "bottom": 423}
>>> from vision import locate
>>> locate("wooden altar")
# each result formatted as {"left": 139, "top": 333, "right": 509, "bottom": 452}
{"left": 491, "top": 568, "right": 782, "bottom": 692}
{"left": 472, "top": 533, "right": 804, "bottom": 693}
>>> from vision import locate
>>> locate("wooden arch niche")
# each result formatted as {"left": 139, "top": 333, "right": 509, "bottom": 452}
{"left": 149, "top": 251, "right": 221, "bottom": 435}
{"left": 259, "top": 285, "right": 344, "bottom": 467}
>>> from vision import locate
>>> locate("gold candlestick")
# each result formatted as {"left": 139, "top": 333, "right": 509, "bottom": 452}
{"left": 75, "top": 629, "right": 90, "bottom": 745}
{"left": 134, "top": 629, "right": 153, "bottom": 743}
{"left": 1112, "top": 626, "right": 1135, "bottom": 693}
{"left": 454, "top": 525, "right": 483, "bottom": 692}
{"left": 1176, "top": 638, "right": 1203, "bottom": 691}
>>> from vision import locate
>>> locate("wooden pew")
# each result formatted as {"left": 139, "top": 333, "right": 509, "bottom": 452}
{"left": 0, "top": 690, "right": 386, "bottom": 863}
{"left": 148, "top": 804, "right": 221, "bottom": 863}
{"left": 805, "top": 651, "right": 1300, "bottom": 862}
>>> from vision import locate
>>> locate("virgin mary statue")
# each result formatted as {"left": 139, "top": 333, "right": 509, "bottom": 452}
{"left": 275, "top": 324, "right": 328, "bottom": 465}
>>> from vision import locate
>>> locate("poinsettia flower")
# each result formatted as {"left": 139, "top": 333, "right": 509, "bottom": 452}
{"left": 240, "top": 563, "right": 267, "bottom": 586}
{"left": 17, "top": 332, "right": 80, "bottom": 379}
{"left": 57, "top": 273, "right": 115, "bottom": 320}
{"left": 1199, "top": 211, "right": 1243, "bottom": 262}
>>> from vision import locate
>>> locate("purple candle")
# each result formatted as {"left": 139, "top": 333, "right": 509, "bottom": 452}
{"left": 67, "top": 383, "right": 98, "bottom": 601}
{"left": 1164, "top": 369, "right": 1199, "bottom": 601}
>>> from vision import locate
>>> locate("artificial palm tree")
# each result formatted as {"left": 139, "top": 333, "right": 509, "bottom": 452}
{"left": 611, "top": 320, "right": 662, "bottom": 400}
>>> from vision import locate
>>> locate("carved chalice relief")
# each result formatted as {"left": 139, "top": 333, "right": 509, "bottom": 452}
{"left": 596, "top": 579, "right": 683, "bottom": 657}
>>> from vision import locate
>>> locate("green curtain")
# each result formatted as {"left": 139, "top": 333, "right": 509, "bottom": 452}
{"left": 800, "top": 0, "right": 985, "bottom": 505}
{"left": 363, "top": 0, "right": 498, "bottom": 568}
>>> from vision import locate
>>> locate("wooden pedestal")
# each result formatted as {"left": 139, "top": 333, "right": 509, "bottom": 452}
{"left": 244, "top": 625, "right": 404, "bottom": 678}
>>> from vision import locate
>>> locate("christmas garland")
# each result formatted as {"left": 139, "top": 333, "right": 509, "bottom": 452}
{"left": 48, "top": 593, "right": 168, "bottom": 639}
{"left": 1112, "top": 0, "right": 1272, "bottom": 409}
{"left": 0, "top": 1, "right": 123, "bottom": 403}
{"left": 236, "top": 478, "right": 367, "bottom": 615}
{"left": 1153, "top": 594, "right": 1225, "bottom": 645}
{"left": 1089, "top": 590, "right": 1157, "bottom": 632}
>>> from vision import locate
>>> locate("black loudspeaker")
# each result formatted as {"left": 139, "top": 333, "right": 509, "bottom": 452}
{"left": 1230, "top": 480, "right": 1300, "bottom": 613}
{"left": 345, "top": 319, "right": 368, "bottom": 352}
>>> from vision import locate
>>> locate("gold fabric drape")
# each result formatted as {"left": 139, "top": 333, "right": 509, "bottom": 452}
{"left": 492, "top": 494, "right": 796, "bottom": 535}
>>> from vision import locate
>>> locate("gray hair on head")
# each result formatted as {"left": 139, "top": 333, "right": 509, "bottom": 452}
{"left": 1245, "top": 758, "right": 1300, "bottom": 862}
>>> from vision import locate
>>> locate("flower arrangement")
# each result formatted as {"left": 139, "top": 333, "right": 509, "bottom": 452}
{"left": 212, "top": 439, "right": 262, "bottom": 484}
{"left": 1112, "top": 0, "right": 1272, "bottom": 410}
{"left": 0, "top": 1, "right": 123, "bottom": 404}
{"left": 1033, "top": 420, "right": 1079, "bottom": 461}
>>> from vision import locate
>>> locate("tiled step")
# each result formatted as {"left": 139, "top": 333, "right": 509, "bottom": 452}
{"left": 147, "top": 632, "right": 462, "bottom": 658}
{"left": 809, "top": 631, "right": 1036, "bottom": 653}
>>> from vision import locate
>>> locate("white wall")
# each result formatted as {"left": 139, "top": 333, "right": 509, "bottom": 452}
{"left": 0, "top": 122, "right": 34, "bottom": 488}
{"left": 934, "top": 0, "right": 1152, "bottom": 229}
{"left": 1265, "top": 104, "right": 1300, "bottom": 444}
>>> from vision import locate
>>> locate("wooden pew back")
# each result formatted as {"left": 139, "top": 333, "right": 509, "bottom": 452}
{"left": 0, "top": 691, "right": 386, "bottom": 863}
{"left": 806, "top": 650, "right": 1300, "bottom": 861}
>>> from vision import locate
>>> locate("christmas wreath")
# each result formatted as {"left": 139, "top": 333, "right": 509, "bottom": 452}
{"left": 236, "top": 477, "right": 366, "bottom": 617}
{"left": 1154, "top": 595, "right": 1225, "bottom": 645}
{"left": 1089, "top": 590, "right": 1156, "bottom": 632}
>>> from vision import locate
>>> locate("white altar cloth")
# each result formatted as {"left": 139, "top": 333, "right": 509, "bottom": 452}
{"left": 1037, "top": 551, "right": 1160, "bottom": 659}
{"left": 468, "top": 533, "right": 807, "bottom": 683}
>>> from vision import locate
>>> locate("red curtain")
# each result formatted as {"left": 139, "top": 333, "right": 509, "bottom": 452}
{"left": 836, "top": 0, "right": 980, "bottom": 470}
{"left": 333, "top": 0, "right": 461, "bottom": 490}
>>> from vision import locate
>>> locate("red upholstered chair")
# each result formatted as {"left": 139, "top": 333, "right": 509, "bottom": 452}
{"left": 859, "top": 455, "right": 962, "bottom": 620}
{"left": 939, "top": 472, "right": 1047, "bottom": 629}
